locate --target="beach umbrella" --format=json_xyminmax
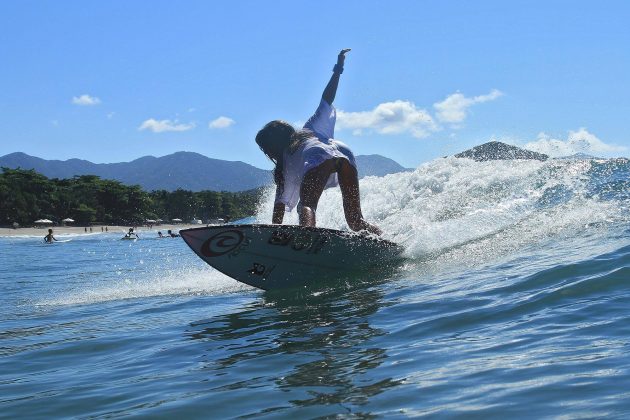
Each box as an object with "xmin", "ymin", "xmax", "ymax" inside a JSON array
[
  {"xmin": 62, "ymin": 218, "xmax": 75, "ymax": 223},
  {"xmin": 34, "ymin": 219, "xmax": 53, "ymax": 224},
  {"xmin": 172, "ymin": 218, "xmax": 182, "ymax": 222},
  {"xmin": 146, "ymin": 219, "xmax": 157, "ymax": 223}
]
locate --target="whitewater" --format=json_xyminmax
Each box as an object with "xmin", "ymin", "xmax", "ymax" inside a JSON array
[{"xmin": 1, "ymin": 156, "xmax": 629, "ymax": 417}]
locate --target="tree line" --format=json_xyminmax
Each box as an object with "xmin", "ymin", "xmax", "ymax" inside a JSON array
[{"xmin": 0, "ymin": 168, "xmax": 263, "ymax": 226}]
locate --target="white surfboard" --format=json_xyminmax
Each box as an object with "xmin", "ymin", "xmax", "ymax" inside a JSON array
[{"xmin": 180, "ymin": 224, "xmax": 404, "ymax": 291}]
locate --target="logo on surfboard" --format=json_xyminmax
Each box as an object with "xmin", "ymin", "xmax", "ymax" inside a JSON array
[{"xmin": 200, "ymin": 229, "xmax": 245, "ymax": 257}]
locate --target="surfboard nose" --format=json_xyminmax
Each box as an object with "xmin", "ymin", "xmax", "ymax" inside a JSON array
[{"xmin": 179, "ymin": 227, "xmax": 204, "ymax": 250}]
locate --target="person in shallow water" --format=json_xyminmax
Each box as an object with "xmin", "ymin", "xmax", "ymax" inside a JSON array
[
  {"xmin": 255, "ymin": 49, "xmax": 381, "ymax": 235},
  {"xmin": 44, "ymin": 228, "xmax": 57, "ymax": 243}
]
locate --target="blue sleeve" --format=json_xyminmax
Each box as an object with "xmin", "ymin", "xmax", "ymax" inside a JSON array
[{"xmin": 303, "ymin": 99, "xmax": 336, "ymax": 141}]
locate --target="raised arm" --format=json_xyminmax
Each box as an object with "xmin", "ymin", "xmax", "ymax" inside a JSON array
[{"xmin": 322, "ymin": 49, "xmax": 351, "ymax": 106}]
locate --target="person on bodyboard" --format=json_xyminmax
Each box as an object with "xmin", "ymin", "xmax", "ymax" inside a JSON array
[
  {"xmin": 255, "ymin": 49, "xmax": 381, "ymax": 235},
  {"xmin": 123, "ymin": 227, "xmax": 139, "ymax": 239}
]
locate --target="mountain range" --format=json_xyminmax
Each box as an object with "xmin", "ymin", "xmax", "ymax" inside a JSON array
[
  {"xmin": 0, "ymin": 142, "xmax": 568, "ymax": 192},
  {"xmin": 0, "ymin": 151, "xmax": 410, "ymax": 192}
]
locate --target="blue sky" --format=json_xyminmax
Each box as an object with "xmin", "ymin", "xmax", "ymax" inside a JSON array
[{"xmin": 1, "ymin": 1, "xmax": 629, "ymax": 169}]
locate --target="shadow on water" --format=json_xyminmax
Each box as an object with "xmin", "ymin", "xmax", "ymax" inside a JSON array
[{"xmin": 186, "ymin": 278, "xmax": 404, "ymax": 412}]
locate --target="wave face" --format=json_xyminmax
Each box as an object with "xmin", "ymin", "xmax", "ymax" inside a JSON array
[{"xmin": 2, "ymin": 157, "xmax": 630, "ymax": 417}]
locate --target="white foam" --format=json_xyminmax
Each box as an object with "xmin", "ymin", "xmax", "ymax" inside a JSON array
[
  {"xmin": 37, "ymin": 267, "xmax": 252, "ymax": 307},
  {"xmin": 256, "ymin": 157, "xmax": 624, "ymax": 262}
]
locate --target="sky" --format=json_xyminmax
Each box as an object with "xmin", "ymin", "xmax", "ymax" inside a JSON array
[{"xmin": 1, "ymin": 1, "xmax": 629, "ymax": 170}]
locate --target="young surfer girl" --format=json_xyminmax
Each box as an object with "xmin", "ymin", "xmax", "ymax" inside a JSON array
[{"xmin": 255, "ymin": 49, "xmax": 381, "ymax": 235}]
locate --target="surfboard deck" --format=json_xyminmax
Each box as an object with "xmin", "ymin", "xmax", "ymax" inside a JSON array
[{"xmin": 180, "ymin": 224, "xmax": 404, "ymax": 291}]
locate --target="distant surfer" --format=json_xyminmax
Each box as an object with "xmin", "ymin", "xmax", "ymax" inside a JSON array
[
  {"xmin": 123, "ymin": 227, "xmax": 139, "ymax": 239},
  {"xmin": 44, "ymin": 228, "xmax": 57, "ymax": 243},
  {"xmin": 255, "ymin": 49, "xmax": 381, "ymax": 235}
]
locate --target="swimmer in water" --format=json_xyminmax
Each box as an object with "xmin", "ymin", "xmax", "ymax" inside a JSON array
[{"xmin": 44, "ymin": 228, "xmax": 57, "ymax": 243}]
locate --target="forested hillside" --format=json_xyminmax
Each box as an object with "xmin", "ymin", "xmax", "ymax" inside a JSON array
[{"xmin": 0, "ymin": 168, "xmax": 261, "ymax": 226}]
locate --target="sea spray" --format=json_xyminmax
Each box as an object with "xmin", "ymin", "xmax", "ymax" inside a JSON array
[
  {"xmin": 256, "ymin": 157, "xmax": 628, "ymax": 264},
  {"xmin": 32, "ymin": 234, "xmax": 251, "ymax": 308},
  {"xmin": 37, "ymin": 267, "xmax": 250, "ymax": 307}
]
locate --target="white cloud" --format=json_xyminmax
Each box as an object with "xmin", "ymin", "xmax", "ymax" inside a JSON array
[
  {"xmin": 335, "ymin": 90, "xmax": 502, "ymax": 139},
  {"xmin": 523, "ymin": 128, "xmax": 627, "ymax": 157},
  {"xmin": 434, "ymin": 89, "xmax": 503, "ymax": 124},
  {"xmin": 72, "ymin": 94, "xmax": 101, "ymax": 106},
  {"xmin": 138, "ymin": 118, "xmax": 195, "ymax": 133},
  {"xmin": 337, "ymin": 100, "xmax": 438, "ymax": 139},
  {"xmin": 209, "ymin": 116, "xmax": 235, "ymax": 129}
]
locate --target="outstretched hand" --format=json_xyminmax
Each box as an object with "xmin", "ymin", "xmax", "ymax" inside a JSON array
[{"xmin": 337, "ymin": 48, "xmax": 351, "ymax": 66}]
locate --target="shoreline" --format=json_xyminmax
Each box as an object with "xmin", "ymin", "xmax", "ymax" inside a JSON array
[{"xmin": 0, "ymin": 224, "xmax": 203, "ymax": 238}]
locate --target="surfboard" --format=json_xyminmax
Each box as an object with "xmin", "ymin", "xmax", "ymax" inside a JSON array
[{"xmin": 180, "ymin": 224, "xmax": 404, "ymax": 291}]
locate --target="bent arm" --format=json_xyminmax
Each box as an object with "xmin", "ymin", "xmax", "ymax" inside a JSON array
[{"xmin": 322, "ymin": 49, "xmax": 350, "ymax": 105}]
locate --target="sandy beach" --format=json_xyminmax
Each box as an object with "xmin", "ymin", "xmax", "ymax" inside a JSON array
[{"xmin": 0, "ymin": 224, "xmax": 203, "ymax": 237}]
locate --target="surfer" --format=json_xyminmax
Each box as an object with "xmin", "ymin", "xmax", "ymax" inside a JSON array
[
  {"xmin": 124, "ymin": 227, "xmax": 139, "ymax": 239},
  {"xmin": 44, "ymin": 228, "xmax": 57, "ymax": 243},
  {"xmin": 255, "ymin": 49, "xmax": 381, "ymax": 235}
]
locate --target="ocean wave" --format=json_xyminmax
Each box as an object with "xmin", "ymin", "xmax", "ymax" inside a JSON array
[{"xmin": 256, "ymin": 157, "xmax": 630, "ymax": 263}]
